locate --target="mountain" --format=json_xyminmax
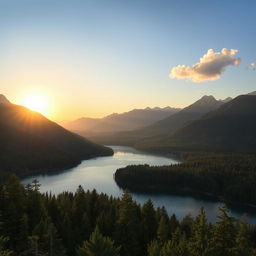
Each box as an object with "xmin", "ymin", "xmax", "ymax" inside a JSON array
[
  {"xmin": 90, "ymin": 95, "xmax": 229, "ymax": 146},
  {"xmin": 137, "ymin": 95, "xmax": 256, "ymax": 153},
  {"xmin": 63, "ymin": 106, "xmax": 180, "ymax": 134},
  {"xmin": 0, "ymin": 94, "xmax": 11, "ymax": 104},
  {"xmin": 140, "ymin": 95, "xmax": 229, "ymax": 136},
  {"xmin": 63, "ymin": 117, "xmax": 100, "ymax": 133},
  {"xmin": 0, "ymin": 102, "xmax": 113, "ymax": 179},
  {"xmin": 220, "ymin": 97, "xmax": 233, "ymax": 103}
]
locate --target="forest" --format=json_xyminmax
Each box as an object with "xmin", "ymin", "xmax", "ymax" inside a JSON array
[
  {"xmin": 115, "ymin": 153, "xmax": 256, "ymax": 206},
  {"xmin": 1, "ymin": 175, "xmax": 256, "ymax": 256}
]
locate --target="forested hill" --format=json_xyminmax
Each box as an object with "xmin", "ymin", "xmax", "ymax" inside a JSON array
[
  {"xmin": 136, "ymin": 95, "xmax": 256, "ymax": 153},
  {"xmin": 0, "ymin": 102, "xmax": 113, "ymax": 179},
  {"xmin": 1, "ymin": 176, "xmax": 256, "ymax": 256},
  {"xmin": 115, "ymin": 153, "xmax": 256, "ymax": 206}
]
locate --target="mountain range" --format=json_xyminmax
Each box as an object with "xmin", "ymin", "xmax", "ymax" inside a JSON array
[
  {"xmin": 88, "ymin": 92, "xmax": 256, "ymax": 154},
  {"xmin": 142, "ymin": 94, "xmax": 256, "ymax": 153},
  {"xmin": 0, "ymin": 96, "xmax": 113, "ymax": 179},
  {"xmin": 2, "ymin": 90, "xmax": 255, "ymax": 180},
  {"xmin": 62, "ymin": 106, "xmax": 180, "ymax": 134},
  {"xmin": 89, "ymin": 95, "xmax": 232, "ymax": 146}
]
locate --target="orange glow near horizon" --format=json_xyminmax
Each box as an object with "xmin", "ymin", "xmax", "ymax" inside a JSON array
[{"xmin": 21, "ymin": 94, "xmax": 50, "ymax": 116}]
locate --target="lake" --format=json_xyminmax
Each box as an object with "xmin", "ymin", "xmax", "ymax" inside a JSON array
[{"xmin": 22, "ymin": 145, "xmax": 256, "ymax": 223}]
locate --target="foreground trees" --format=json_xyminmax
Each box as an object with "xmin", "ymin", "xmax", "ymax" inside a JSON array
[
  {"xmin": 77, "ymin": 226, "xmax": 120, "ymax": 256},
  {"xmin": 0, "ymin": 175, "xmax": 256, "ymax": 256}
]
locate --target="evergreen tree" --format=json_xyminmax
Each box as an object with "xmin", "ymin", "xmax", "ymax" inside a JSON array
[
  {"xmin": 96, "ymin": 210, "xmax": 114, "ymax": 237},
  {"xmin": 26, "ymin": 182, "xmax": 46, "ymax": 230},
  {"xmin": 189, "ymin": 208, "xmax": 210, "ymax": 256},
  {"xmin": 17, "ymin": 214, "xmax": 29, "ymax": 252},
  {"xmin": 141, "ymin": 200, "xmax": 157, "ymax": 245},
  {"xmin": 180, "ymin": 214, "xmax": 193, "ymax": 238},
  {"xmin": 234, "ymin": 219, "xmax": 251, "ymax": 256},
  {"xmin": 157, "ymin": 215, "xmax": 169, "ymax": 243},
  {"xmin": 31, "ymin": 179, "xmax": 41, "ymax": 192},
  {"xmin": 211, "ymin": 205, "xmax": 236, "ymax": 256},
  {"xmin": 147, "ymin": 240, "xmax": 161, "ymax": 256},
  {"xmin": 3, "ymin": 175, "xmax": 26, "ymax": 252},
  {"xmin": 33, "ymin": 216, "xmax": 66, "ymax": 256},
  {"xmin": 169, "ymin": 214, "xmax": 179, "ymax": 236},
  {"xmin": 61, "ymin": 212, "xmax": 76, "ymax": 256},
  {"xmin": 77, "ymin": 226, "xmax": 120, "ymax": 256},
  {"xmin": 1, "ymin": 177, "xmax": 256, "ymax": 256},
  {"xmin": 115, "ymin": 191, "xmax": 141, "ymax": 256},
  {"xmin": 72, "ymin": 186, "xmax": 90, "ymax": 244},
  {"xmin": 160, "ymin": 228, "xmax": 188, "ymax": 256},
  {"xmin": 0, "ymin": 236, "xmax": 12, "ymax": 256}
]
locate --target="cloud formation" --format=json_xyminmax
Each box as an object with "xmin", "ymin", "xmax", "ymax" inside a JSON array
[
  {"xmin": 248, "ymin": 63, "xmax": 256, "ymax": 70},
  {"xmin": 170, "ymin": 48, "xmax": 241, "ymax": 82}
]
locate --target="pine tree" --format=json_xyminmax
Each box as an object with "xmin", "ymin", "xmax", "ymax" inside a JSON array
[
  {"xmin": 73, "ymin": 186, "xmax": 90, "ymax": 244},
  {"xmin": 147, "ymin": 240, "xmax": 161, "ymax": 256},
  {"xmin": 169, "ymin": 214, "xmax": 179, "ymax": 236},
  {"xmin": 31, "ymin": 179, "xmax": 41, "ymax": 192},
  {"xmin": 211, "ymin": 205, "xmax": 236, "ymax": 256},
  {"xmin": 157, "ymin": 215, "xmax": 169, "ymax": 243},
  {"xmin": 141, "ymin": 200, "xmax": 157, "ymax": 245},
  {"xmin": 160, "ymin": 228, "xmax": 188, "ymax": 256},
  {"xmin": 26, "ymin": 182, "xmax": 46, "ymax": 230},
  {"xmin": 234, "ymin": 219, "xmax": 252, "ymax": 256},
  {"xmin": 96, "ymin": 210, "xmax": 113, "ymax": 237},
  {"xmin": 33, "ymin": 216, "xmax": 66, "ymax": 256},
  {"xmin": 0, "ymin": 236, "xmax": 12, "ymax": 256},
  {"xmin": 17, "ymin": 214, "xmax": 29, "ymax": 252},
  {"xmin": 3, "ymin": 175, "xmax": 26, "ymax": 252},
  {"xmin": 180, "ymin": 214, "xmax": 193, "ymax": 238},
  {"xmin": 189, "ymin": 208, "xmax": 210, "ymax": 256},
  {"xmin": 115, "ymin": 190, "xmax": 141, "ymax": 256},
  {"xmin": 77, "ymin": 226, "xmax": 120, "ymax": 256}
]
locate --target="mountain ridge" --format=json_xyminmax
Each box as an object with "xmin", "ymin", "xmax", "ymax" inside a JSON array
[
  {"xmin": 63, "ymin": 106, "xmax": 181, "ymax": 134},
  {"xmin": 0, "ymin": 94, "xmax": 11, "ymax": 104},
  {"xmin": 89, "ymin": 95, "xmax": 231, "ymax": 146},
  {"xmin": 0, "ymin": 101, "xmax": 113, "ymax": 179},
  {"xmin": 136, "ymin": 95, "xmax": 256, "ymax": 153}
]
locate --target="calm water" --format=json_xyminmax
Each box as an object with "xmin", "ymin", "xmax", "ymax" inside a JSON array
[{"xmin": 22, "ymin": 146, "xmax": 256, "ymax": 223}]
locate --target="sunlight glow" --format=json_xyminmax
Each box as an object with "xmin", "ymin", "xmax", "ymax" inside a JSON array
[{"xmin": 22, "ymin": 94, "xmax": 49, "ymax": 115}]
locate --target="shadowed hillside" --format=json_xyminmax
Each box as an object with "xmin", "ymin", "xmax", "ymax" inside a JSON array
[
  {"xmin": 0, "ymin": 100, "xmax": 113, "ymax": 179},
  {"xmin": 137, "ymin": 95, "xmax": 256, "ymax": 153},
  {"xmin": 90, "ymin": 95, "xmax": 229, "ymax": 146}
]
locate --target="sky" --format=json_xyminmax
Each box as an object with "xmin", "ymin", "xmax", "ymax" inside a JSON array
[{"xmin": 0, "ymin": 0, "xmax": 255, "ymax": 121}]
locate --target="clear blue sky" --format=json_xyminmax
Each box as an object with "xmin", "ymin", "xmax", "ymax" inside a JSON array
[{"xmin": 0, "ymin": 0, "xmax": 255, "ymax": 120}]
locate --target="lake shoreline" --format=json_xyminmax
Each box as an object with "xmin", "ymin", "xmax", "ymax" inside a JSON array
[
  {"xmin": 16, "ymin": 150, "xmax": 114, "ymax": 181},
  {"xmin": 21, "ymin": 145, "xmax": 256, "ymax": 224},
  {"xmin": 114, "ymin": 182, "xmax": 256, "ymax": 212}
]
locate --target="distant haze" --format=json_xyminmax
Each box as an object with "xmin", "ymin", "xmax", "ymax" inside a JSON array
[{"xmin": 62, "ymin": 106, "xmax": 180, "ymax": 134}]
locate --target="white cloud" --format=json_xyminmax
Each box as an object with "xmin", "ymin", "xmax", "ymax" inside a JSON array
[
  {"xmin": 248, "ymin": 63, "xmax": 256, "ymax": 70},
  {"xmin": 170, "ymin": 48, "xmax": 241, "ymax": 82}
]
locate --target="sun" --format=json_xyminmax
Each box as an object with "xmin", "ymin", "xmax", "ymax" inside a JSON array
[{"xmin": 22, "ymin": 94, "xmax": 49, "ymax": 115}]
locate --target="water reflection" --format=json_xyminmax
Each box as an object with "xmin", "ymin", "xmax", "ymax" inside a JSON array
[{"xmin": 22, "ymin": 146, "xmax": 256, "ymax": 223}]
